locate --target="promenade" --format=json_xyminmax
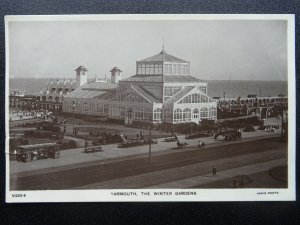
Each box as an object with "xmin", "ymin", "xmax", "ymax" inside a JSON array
[{"xmin": 9, "ymin": 129, "xmax": 281, "ymax": 175}]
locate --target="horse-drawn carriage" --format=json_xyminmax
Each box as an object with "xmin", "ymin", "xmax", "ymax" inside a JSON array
[
  {"xmin": 176, "ymin": 141, "xmax": 189, "ymax": 149},
  {"xmin": 164, "ymin": 135, "xmax": 178, "ymax": 142}
]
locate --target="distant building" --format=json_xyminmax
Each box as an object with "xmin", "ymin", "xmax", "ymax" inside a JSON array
[
  {"xmin": 39, "ymin": 66, "xmax": 88, "ymax": 111},
  {"xmin": 63, "ymin": 50, "xmax": 217, "ymax": 124}
]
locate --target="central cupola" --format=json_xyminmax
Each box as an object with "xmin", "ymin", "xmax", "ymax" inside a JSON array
[{"xmin": 136, "ymin": 50, "xmax": 190, "ymax": 76}]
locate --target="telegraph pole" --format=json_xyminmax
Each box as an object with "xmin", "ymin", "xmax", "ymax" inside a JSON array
[
  {"xmin": 72, "ymin": 102, "xmax": 75, "ymax": 136},
  {"xmin": 148, "ymin": 106, "xmax": 153, "ymax": 164}
]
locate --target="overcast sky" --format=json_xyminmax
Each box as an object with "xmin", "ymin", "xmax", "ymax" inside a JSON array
[{"xmin": 8, "ymin": 17, "xmax": 288, "ymax": 80}]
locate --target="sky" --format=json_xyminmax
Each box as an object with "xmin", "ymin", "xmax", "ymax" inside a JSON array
[{"xmin": 8, "ymin": 16, "xmax": 288, "ymax": 81}]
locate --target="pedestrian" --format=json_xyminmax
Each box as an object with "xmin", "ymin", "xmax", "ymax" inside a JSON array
[
  {"xmin": 233, "ymin": 178, "xmax": 237, "ymax": 188},
  {"xmin": 136, "ymin": 131, "xmax": 140, "ymax": 142},
  {"xmin": 198, "ymin": 140, "xmax": 202, "ymax": 149},
  {"xmin": 85, "ymin": 140, "xmax": 88, "ymax": 148},
  {"xmin": 140, "ymin": 130, "xmax": 144, "ymax": 140},
  {"xmin": 212, "ymin": 166, "xmax": 217, "ymax": 177}
]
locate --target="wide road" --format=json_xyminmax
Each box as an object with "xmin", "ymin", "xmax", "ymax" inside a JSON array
[{"xmin": 10, "ymin": 137, "xmax": 287, "ymax": 190}]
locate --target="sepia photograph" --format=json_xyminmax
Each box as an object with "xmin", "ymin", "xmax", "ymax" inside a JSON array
[{"xmin": 5, "ymin": 14, "xmax": 295, "ymax": 202}]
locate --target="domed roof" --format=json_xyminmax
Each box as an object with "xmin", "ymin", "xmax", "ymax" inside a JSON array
[
  {"xmin": 110, "ymin": 67, "xmax": 123, "ymax": 72},
  {"xmin": 75, "ymin": 66, "xmax": 88, "ymax": 72},
  {"xmin": 138, "ymin": 50, "xmax": 188, "ymax": 63}
]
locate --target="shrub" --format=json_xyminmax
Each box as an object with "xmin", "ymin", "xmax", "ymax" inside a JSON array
[
  {"xmin": 106, "ymin": 118, "xmax": 125, "ymax": 125},
  {"xmin": 68, "ymin": 140, "xmax": 77, "ymax": 148}
]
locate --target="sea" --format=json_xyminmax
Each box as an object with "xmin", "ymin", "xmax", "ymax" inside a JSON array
[{"xmin": 9, "ymin": 78, "xmax": 288, "ymax": 98}]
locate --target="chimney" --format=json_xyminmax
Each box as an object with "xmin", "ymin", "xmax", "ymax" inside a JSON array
[
  {"xmin": 110, "ymin": 67, "xmax": 122, "ymax": 84},
  {"xmin": 75, "ymin": 66, "xmax": 88, "ymax": 88}
]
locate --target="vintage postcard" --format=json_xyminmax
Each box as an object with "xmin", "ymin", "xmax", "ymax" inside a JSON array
[{"xmin": 5, "ymin": 14, "xmax": 295, "ymax": 202}]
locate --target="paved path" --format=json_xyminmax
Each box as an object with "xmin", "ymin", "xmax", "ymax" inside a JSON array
[
  {"xmin": 148, "ymin": 159, "xmax": 286, "ymax": 188},
  {"xmin": 74, "ymin": 149, "xmax": 286, "ymax": 189},
  {"xmin": 9, "ymin": 131, "xmax": 281, "ymax": 174}
]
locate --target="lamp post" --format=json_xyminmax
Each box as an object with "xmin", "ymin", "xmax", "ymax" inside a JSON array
[
  {"xmin": 148, "ymin": 106, "xmax": 153, "ymax": 164},
  {"xmin": 72, "ymin": 102, "xmax": 75, "ymax": 136}
]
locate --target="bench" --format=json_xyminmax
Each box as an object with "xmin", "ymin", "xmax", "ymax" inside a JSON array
[{"xmin": 84, "ymin": 146, "xmax": 103, "ymax": 153}]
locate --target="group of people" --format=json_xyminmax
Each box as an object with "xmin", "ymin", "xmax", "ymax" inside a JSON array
[
  {"xmin": 136, "ymin": 130, "xmax": 145, "ymax": 142},
  {"xmin": 10, "ymin": 109, "xmax": 46, "ymax": 121}
]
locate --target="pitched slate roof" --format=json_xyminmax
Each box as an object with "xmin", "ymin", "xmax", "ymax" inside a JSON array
[
  {"xmin": 138, "ymin": 50, "xmax": 188, "ymax": 63},
  {"xmin": 121, "ymin": 75, "xmax": 163, "ymax": 83},
  {"xmin": 122, "ymin": 74, "xmax": 203, "ymax": 83},
  {"xmin": 164, "ymin": 86, "xmax": 195, "ymax": 106},
  {"xmin": 131, "ymin": 85, "xmax": 161, "ymax": 103},
  {"xmin": 163, "ymin": 75, "xmax": 203, "ymax": 83},
  {"xmin": 65, "ymin": 82, "xmax": 117, "ymax": 99},
  {"xmin": 97, "ymin": 89, "xmax": 117, "ymax": 100},
  {"xmin": 80, "ymin": 82, "xmax": 117, "ymax": 90}
]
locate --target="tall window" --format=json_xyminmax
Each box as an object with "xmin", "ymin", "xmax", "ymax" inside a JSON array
[
  {"xmin": 200, "ymin": 107, "xmax": 208, "ymax": 118},
  {"xmin": 119, "ymin": 106, "xmax": 125, "ymax": 118},
  {"xmin": 90, "ymin": 103, "xmax": 95, "ymax": 112},
  {"xmin": 192, "ymin": 108, "xmax": 199, "ymax": 120},
  {"xmin": 97, "ymin": 104, "xmax": 103, "ymax": 113},
  {"xmin": 183, "ymin": 108, "xmax": 191, "ymax": 121},
  {"xmin": 174, "ymin": 108, "xmax": 182, "ymax": 122},
  {"xmin": 210, "ymin": 107, "xmax": 217, "ymax": 118},
  {"xmin": 134, "ymin": 108, "xmax": 145, "ymax": 121},
  {"xmin": 154, "ymin": 108, "xmax": 162, "ymax": 122},
  {"xmin": 138, "ymin": 63, "xmax": 145, "ymax": 74},
  {"xmin": 199, "ymin": 86, "xmax": 207, "ymax": 94},
  {"xmin": 126, "ymin": 93, "xmax": 135, "ymax": 102},
  {"xmin": 104, "ymin": 104, "xmax": 109, "ymax": 115}
]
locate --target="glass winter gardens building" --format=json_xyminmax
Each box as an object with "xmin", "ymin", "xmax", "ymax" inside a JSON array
[{"xmin": 63, "ymin": 50, "xmax": 217, "ymax": 124}]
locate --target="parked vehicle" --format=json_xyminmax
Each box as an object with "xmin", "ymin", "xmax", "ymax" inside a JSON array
[
  {"xmin": 118, "ymin": 139, "xmax": 157, "ymax": 148},
  {"xmin": 15, "ymin": 143, "xmax": 60, "ymax": 162},
  {"xmin": 214, "ymin": 130, "xmax": 242, "ymax": 141},
  {"xmin": 243, "ymin": 126, "xmax": 255, "ymax": 132},
  {"xmin": 164, "ymin": 135, "xmax": 178, "ymax": 142}
]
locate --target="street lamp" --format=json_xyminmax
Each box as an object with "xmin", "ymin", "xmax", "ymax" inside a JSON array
[
  {"xmin": 72, "ymin": 102, "xmax": 75, "ymax": 136},
  {"xmin": 148, "ymin": 106, "xmax": 153, "ymax": 164}
]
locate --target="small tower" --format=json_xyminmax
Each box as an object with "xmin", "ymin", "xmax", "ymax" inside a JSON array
[
  {"xmin": 110, "ymin": 67, "xmax": 122, "ymax": 84},
  {"xmin": 75, "ymin": 66, "xmax": 88, "ymax": 88}
]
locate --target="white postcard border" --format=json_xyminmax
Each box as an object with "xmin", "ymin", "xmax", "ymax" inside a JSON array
[{"xmin": 5, "ymin": 14, "xmax": 296, "ymax": 202}]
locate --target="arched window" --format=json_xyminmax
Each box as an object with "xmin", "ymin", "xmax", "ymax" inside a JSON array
[
  {"xmin": 42, "ymin": 96, "xmax": 46, "ymax": 101},
  {"xmin": 154, "ymin": 108, "xmax": 162, "ymax": 122},
  {"xmin": 55, "ymin": 96, "xmax": 60, "ymax": 103},
  {"xmin": 200, "ymin": 107, "xmax": 208, "ymax": 118},
  {"xmin": 48, "ymin": 96, "xmax": 53, "ymax": 101},
  {"xmin": 126, "ymin": 93, "xmax": 135, "ymax": 102},
  {"xmin": 192, "ymin": 108, "xmax": 199, "ymax": 120},
  {"xmin": 183, "ymin": 108, "xmax": 191, "ymax": 121},
  {"xmin": 174, "ymin": 108, "xmax": 182, "ymax": 122}
]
